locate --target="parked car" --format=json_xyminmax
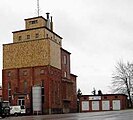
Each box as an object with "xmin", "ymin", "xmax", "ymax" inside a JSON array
[
  {"xmin": 10, "ymin": 105, "xmax": 26, "ymax": 116},
  {"xmin": 0, "ymin": 101, "xmax": 10, "ymax": 118}
]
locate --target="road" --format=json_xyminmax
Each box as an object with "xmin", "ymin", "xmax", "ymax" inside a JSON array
[{"xmin": 1, "ymin": 109, "xmax": 133, "ymax": 120}]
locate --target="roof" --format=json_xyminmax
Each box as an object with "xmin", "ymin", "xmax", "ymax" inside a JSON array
[
  {"xmin": 81, "ymin": 94, "xmax": 128, "ymax": 97},
  {"xmin": 24, "ymin": 16, "xmax": 47, "ymax": 21},
  {"xmin": 61, "ymin": 48, "xmax": 71, "ymax": 54},
  {"xmin": 70, "ymin": 73, "xmax": 78, "ymax": 77},
  {"xmin": 12, "ymin": 26, "xmax": 63, "ymax": 39}
]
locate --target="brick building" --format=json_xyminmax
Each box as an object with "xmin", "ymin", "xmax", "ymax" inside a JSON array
[
  {"xmin": 80, "ymin": 94, "xmax": 127, "ymax": 112},
  {"xmin": 2, "ymin": 14, "xmax": 77, "ymax": 114},
  {"xmin": 0, "ymin": 87, "xmax": 2, "ymax": 101}
]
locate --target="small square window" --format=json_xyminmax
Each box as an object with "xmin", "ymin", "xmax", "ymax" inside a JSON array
[
  {"xmin": 35, "ymin": 33, "xmax": 39, "ymax": 38},
  {"xmin": 18, "ymin": 36, "xmax": 22, "ymax": 41},
  {"xmin": 7, "ymin": 71, "xmax": 11, "ymax": 77},
  {"xmin": 104, "ymin": 96, "xmax": 107, "ymax": 99},
  {"xmin": 40, "ymin": 69, "xmax": 45, "ymax": 74},
  {"xmin": 27, "ymin": 35, "xmax": 30, "ymax": 39},
  {"xmin": 29, "ymin": 20, "xmax": 38, "ymax": 24},
  {"xmin": 115, "ymin": 96, "xmax": 118, "ymax": 99},
  {"xmin": 23, "ymin": 71, "xmax": 27, "ymax": 76}
]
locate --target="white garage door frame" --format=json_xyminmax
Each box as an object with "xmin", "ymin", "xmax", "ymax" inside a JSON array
[
  {"xmin": 81, "ymin": 101, "xmax": 89, "ymax": 111},
  {"xmin": 92, "ymin": 101, "xmax": 99, "ymax": 111},
  {"xmin": 102, "ymin": 100, "xmax": 110, "ymax": 110},
  {"xmin": 112, "ymin": 100, "xmax": 121, "ymax": 110}
]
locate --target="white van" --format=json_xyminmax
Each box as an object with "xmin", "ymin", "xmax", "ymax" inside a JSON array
[
  {"xmin": 20, "ymin": 105, "xmax": 26, "ymax": 114},
  {"xmin": 10, "ymin": 105, "xmax": 26, "ymax": 116}
]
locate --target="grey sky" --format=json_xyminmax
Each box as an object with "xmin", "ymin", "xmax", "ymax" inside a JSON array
[{"xmin": 0, "ymin": 0, "xmax": 133, "ymax": 94}]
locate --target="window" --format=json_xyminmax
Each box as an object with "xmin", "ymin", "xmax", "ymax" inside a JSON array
[
  {"xmin": 8, "ymin": 90, "xmax": 11, "ymax": 96},
  {"xmin": 41, "ymin": 80, "xmax": 44, "ymax": 87},
  {"xmin": 24, "ymin": 80, "xmax": 27, "ymax": 93},
  {"xmin": 42, "ymin": 96, "xmax": 44, "ymax": 103},
  {"xmin": 104, "ymin": 96, "xmax": 107, "ymax": 99},
  {"xmin": 35, "ymin": 33, "xmax": 39, "ymax": 38},
  {"xmin": 8, "ymin": 82, "xmax": 11, "ymax": 89},
  {"xmin": 18, "ymin": 36, "xmax": 22, "ymax": 41},
  {"xmin": 46, "ymin": 34, "xmax": 48, "ymax": 38},
  {"xmin": 115, "ymin": 96, "xmax": 118, "ymax": 99},
  {"xmin": 64, "ymin": 72, "xmax": 67, "ymax": 78},
  {"xmin": 8, "ymin": 82, "xmax": 11, "ymax": 99},
  {"xmin": 23, "ymin": 70, "xmax": 27, "ymax": 76},
  {"xmin": 18, "ymin": 97, "xmax": 25, "ymax": 106},
  {"xmin": 40, "ymin": 69, "xmax": 45, "ymax": 75},
  {"xmin": 84, "ymin": 97, "xmax": 87, "ymax": 100},
  {"xmin": 63, "ymin": 55, "xmax": 67, "ymax": 64},
  {"xmin": 42, "ymin": 87, "xmax": 44, "ymax": 95},
  {"xmin": 27, "ymin": 35, "xmax": 30, "ymax": 39},
  {"xmin": 9, "ymin": 96, "xmax": 12, "ymax": 103},
  {"xmin": 7, "ymin": 71, "xmax": 11, "ymax": 77},
  {"xmin": 29, "ymin": 20, "xmax": 38, "ymax": 24}
]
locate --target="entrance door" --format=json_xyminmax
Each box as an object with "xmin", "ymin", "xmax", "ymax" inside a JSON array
[
  {"xmin": 63, "ymin": 102, "xmax": 70, "ymax": 113},
  {"xmin": 112, "ymin": 100, "xmax": 120, "ymax": 110},
  {"xmin": 18, "ymin": 97, "xmax": 25, "ymax": 106},
  {"xmin": 92, "ymin": 101, "xmax": 99, "ymax": 111}
]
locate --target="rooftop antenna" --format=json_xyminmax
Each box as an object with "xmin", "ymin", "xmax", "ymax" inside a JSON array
[{"xmin": 37, "ymin": 0, "xmax": 40, "ymax": 16}]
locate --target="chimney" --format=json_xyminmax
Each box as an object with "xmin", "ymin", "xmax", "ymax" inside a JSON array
[
  {"xmin": 46, "ymin": 13, "xmax": 50, "ymax": 29},
  {"xmin": 46, "ymin": 13, "xmax": 50, "ymax": 19},
  {"xmin": 50, "ymin": 16, "xmax": 53, "ymax": 31}
]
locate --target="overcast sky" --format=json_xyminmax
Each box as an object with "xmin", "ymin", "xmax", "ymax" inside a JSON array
[{"xmin": 1, "ymin": 0, "xmax": 133, "ymax": 94}]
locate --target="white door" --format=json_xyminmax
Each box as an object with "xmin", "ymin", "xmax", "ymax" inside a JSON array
[
  {"xmin": 92, "ymin": 101, "xmax": 99, "ymax": 110},
  {"xmin": 113, "ymin": 100, "xmax": 120, "ymax": 110},
  {"xmin": 81, "ymin": 101, "xmax": 89, "ymax": 111},
  {"xmin": 102, "ymin": 101, "xmax": 110, "ymax": 110}
]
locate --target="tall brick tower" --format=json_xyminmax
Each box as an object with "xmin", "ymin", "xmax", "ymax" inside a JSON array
[{"xmin": 2, "ymin": 14, "xmax": 77, "ymax": 114}]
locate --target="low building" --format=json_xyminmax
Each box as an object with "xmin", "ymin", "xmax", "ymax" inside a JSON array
[{"xmin": 80, "ymin": 94, "xmax": 127, "ymax": 112}]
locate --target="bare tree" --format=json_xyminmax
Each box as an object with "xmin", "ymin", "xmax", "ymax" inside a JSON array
[
  {"xmin": 112, "ymin": 61, "xmax": 133, "ymax": 108},
  {"xmin": 77, "ymin": 88, "xmax": 82, "ymax": 112},
  {"xmin": 77, "ymin": 88, "xmax": 82, "ymax": 99},
  {"xmin": 91, "ymin": 88, "xmax": 96, "ymax": 95}
]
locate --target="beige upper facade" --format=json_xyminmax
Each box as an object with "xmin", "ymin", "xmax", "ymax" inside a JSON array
[{"xmin": 3, "ymin": 16, "xmax": 62, "ymax": 69}]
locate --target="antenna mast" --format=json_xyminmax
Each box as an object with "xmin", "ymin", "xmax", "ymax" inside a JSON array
[{"xmin": 37, "ymin": 0, "xmax": 40, "ymax": 16}]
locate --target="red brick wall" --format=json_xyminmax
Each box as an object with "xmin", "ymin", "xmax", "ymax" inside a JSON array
[
  {"xmin": 70, "ymin": 74, "xmax": 77, "ymax": 112},
  {"xmin": 2, "ymin": 65, "xmax": 77, "ymax": 114},
  {"xmin": 61, "ymin": 48, "xmax": 77, "ymax": 113},
  {"xmin": 61, "ymin": 48, "xmax": 71, "ymax": 79},
  {"xmin": 2, "ymin": 49, "xmax": 77, "ymax": 114}
]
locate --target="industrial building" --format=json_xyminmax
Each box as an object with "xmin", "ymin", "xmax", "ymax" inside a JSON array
[
  {"xmin": 2, "ymin": 14, "xmax": 77, "ymax": 114},
  {"xmin": 80, "ymin": 94, "xmax": 127, "ymax": 112}
]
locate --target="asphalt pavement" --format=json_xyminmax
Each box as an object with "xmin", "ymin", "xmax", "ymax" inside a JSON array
[{"xmin": 1, "ymin": 109, "xmax": 133, "ymax": 120}]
